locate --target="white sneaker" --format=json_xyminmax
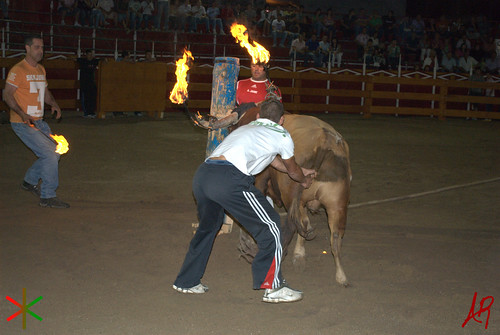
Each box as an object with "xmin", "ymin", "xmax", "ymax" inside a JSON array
[
  {"xmin": 172, "ymin": 283, "xmax": 209, "ymax": 294},
  {"xmin": 262, "ymin": 285, "xmax": 303, "ymax": 303}
]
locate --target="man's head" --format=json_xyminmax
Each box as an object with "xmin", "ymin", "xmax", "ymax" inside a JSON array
[
  {"xmin": 24, "ymin": 35, "xmax": 44, "ymax": 64},
  {"xmin": 259, "ymin": 98, "xmax": 284, "ymax": 124},
  {"xmin": 85, "ymin": 49, "xmax": 94, "ymax": 60},
  {"xmin": 250, "ymin": 62, "xmax": 267, "ymax": 81}
]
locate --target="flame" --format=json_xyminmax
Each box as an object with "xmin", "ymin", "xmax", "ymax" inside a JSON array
[
  {"xmin": 169, "ymin": 49, "xmax": 194, "ymax": 104},
  {"xmin": 230, "ymin": 23, "xmax": 270, "ymax": 64},
  {"xmin": 50, "ymin": 134, "xmax": 69, "ymax": 154}
]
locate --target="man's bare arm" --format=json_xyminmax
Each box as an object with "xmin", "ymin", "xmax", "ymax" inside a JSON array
[
  {"xmin": 45, "ymin": 89, "xmax": 62, "ymax": 119},
  {"xmin": 271, "ymin": 156, "xmax": 316, "ymax": 188},
  {"xmin": 3, "ymin": 84, "xmax": 35, "ymax": 124}
]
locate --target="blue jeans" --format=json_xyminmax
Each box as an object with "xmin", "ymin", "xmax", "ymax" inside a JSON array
[
  {"xmin": 155, "ymin": 1, "xmax": 169, "ymax": 30},
  {"xmin": 11, "ymin": 120, "xmax": 60, "ymax": 198},
  {"xmin": 272, "ymin": 31, "xmax": 287, "ymax": 46}
]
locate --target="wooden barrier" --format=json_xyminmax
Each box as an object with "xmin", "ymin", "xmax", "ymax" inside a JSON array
[{"xmin": 2, "ymin": 57, "xmax": 500, "ymax": 120}]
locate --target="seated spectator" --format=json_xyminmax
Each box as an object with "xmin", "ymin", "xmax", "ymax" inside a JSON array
[
  {"xmin": 456, "ymin": 34, "xmax": 471, "ymax": 50},
  {"xmin": 77, "ymin": 0, "xmax": 93, "ymax": 27},
  {"xmin": 484, "ymin": 52, "xmax": 499, "ymax": 74},
  {"xmin": 381, "ymin": 10, "xmax": 396, "ymax": 41},
  {"xmin": 397, "ymin": 16, "xmax": 412, "ymax": 43},
  {"xmin": 404, "ymin": 31, "xmax": 420, "ymax": 59},
  {"xmin": 271, "ymin": 14, "xmax": 288, "ymax": 47},
  {"xmin": 128, "ymin": 0, "xmax": 143, "ymax": 31},
  {"xmin": 422, "ymin": 49, "xmax": 438, "ymax": 71},
  {"xmin": 318, "ymin": 35, "xmax": 331, "ymax": 66},
  {"xmin": 441, "ymin": 51, "xmax": 458, "ymax": 72},
  {"xmin": 140, "ymin": 50, "xmax": 156, "ymax": 62},
  {"xmin": 94, "ymin": 0, "xmax": 117, "ymax": 27},
  {"xmin": 466, "ymin": 17, "xmax": 481, "ymax": 40},
  {"xmin": 419, "ymin": 33, "xmax": 431, "ymax": 61},
  {"xmin": 340, "ymin": 9, "xmax": 356, "ymax": 38},
  {"xmin": 294, "ymin": 5, "xmax": 309, "ymax": 36},
  {"xmin": 322, "ymin": 9, "xmax": 336, "ymax": 41},
  {"xmin": 189, "ymin": 0, "xmax": 209, "ymax": 33},
  {"xmin": 115, "ymin": 0, "xmax": 129, "ymax": 29},
  {"xmin": 435, "ymin": 15, "xmax": 450, "ymax": 37},
  {"xmin": 363, "ymin": 39, "xmax": 375, "ymax": 65},
  {"xmin": 257, "ymin": 5, "xmax": 272, "ymax": 37},
  {"xmin": 176, "ymin": 0, "xmax": 191, "ymax": 32},
  {"xmin": 220, "ymin": 3, "xmax": 235, "ymax": 32},
  {"xmin": 118, "ymin": 50, "xmax": 135, "ymax": 62},
  {"xmin": 371, "ymin": 31, "xmax": 380, "ymax": 48},
  {"xmin": 305, "ymin": 34, "xmax": 322, "ymax": 67},
  {"xmin": 411, "ymin": 14, "xmax": 425, "ymax": 37},
  {"xmin": 355, "ymin": 8, "xmax": 369, "ymax": 35},
  {"xmin": 59, "ymin": 0, "xmax": 80, "ymax": 26},
  {"xmin": 386, "ymin": 39, "xmax": 401, "ymax": 69},
  {"xmin": 368, "ymin": 10, "xmax": 382, "ymax": 35},
  {"xmin": 373, "ymin": 44, "xmax": 386, "ymax": 69},
  {"xmin": 289, "ymin": 32, "xmax": 312, "ymax": 66},
  {"xmin": 458, "ymin": 50, "xmax": 478, "ymax": 73},
  {"xmin": 470, "ymin": 43, "xmax": 484, "ymax": 64},
  {"xmin": 313, "ymin": 8, "xmax": 326, "ymax": 37},
  {"xmin": 330, "ymin": 38, "xmax": 343, "ymax": 68},
  {"xmin": 0, "ymin": 0, "xmax": 8, "ymax": 19},
  {"xmin": 207, "ymin": 1, "xmax": 225, "ymax": 35},
  {"xmin": 141, "ymin": 0, "xmax": 154, "ymax": 30},
  {"xmin": 355, "ymin": 27, "xmax": 369, "ymax": 59},
  {"xmin": 242, "ymin": 3, "xmax": 257, "ymax": 29}
]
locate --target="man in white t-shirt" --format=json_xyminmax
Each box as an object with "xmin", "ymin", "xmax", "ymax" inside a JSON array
[
  {"xmin": 271, "ymin": 14, "xmax": 288, "ymax": 47},
  {"xmin": 173, "ymin": 99, "xmax": 316, "ymax": 303}
]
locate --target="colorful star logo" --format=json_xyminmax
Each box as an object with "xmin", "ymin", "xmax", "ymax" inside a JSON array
[{"xmin": 5, "ymin": 288, "xmax": 43, "ymax": 329}]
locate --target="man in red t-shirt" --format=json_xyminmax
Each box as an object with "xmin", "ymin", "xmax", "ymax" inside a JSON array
[{"xmin": 209, "ymin": 62, "xmax": 281, "ymax": 129}]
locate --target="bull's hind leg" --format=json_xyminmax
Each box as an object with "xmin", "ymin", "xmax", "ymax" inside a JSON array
[
  {"xmin": 291, "ymin": 205, "xmax": 313, "ymax": 271},
  {"xmin": 326, "ymin": 205, "xmax": 349, "ymax": 287}
]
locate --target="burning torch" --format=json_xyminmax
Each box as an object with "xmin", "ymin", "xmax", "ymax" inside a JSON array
[{"xmin": 30, "ymin": 124, "xmax": 69, "ymax": 155}]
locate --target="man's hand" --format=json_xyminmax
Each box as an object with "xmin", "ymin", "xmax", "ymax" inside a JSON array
[
  {"xmin": 21, "ymin": 113, "xmax": 36, "ymax": 125},
  {"xmin": 300, "ymin": 174, "xmax": 314, "ymax": 189},
  {"xmin": 301, "ymin": 167, "xmax": 317, "ymax": 179},
  {"xmin": 51, "ymin": 105, "xmax": 62, "ymax": 119}
]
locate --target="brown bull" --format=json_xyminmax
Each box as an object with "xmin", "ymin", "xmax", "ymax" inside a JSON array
[{"xmin": 234, "ymin": 107, "xmax": 351, "ymax": 286}]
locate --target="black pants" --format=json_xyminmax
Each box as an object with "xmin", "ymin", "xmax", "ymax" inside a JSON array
[
  {"xmin": 174, "ymin": 160, "xmax": 283, "ymax": 290},
  {"xmin": 81, "ymin": 83, "xmax": 97, "ymax": 116}
]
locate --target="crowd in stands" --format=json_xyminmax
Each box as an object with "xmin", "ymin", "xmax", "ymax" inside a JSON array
[{"xmin": 8, "ymin": 1, "xmax": 500, "ymax": 74}]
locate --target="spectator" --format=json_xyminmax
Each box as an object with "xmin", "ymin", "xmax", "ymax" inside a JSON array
[
  {"xmin": 59, "ymin": 0, "xmax": 80, "ymax": 26},
  {"xmin": 456, "ymin": 34, "xmax": 471, "ymax": 50},
  {"xmin": 340, "ymin": 8, "xmax": 356, "ymax": 38},
  {"xmin": 355, "ymin": 8, "xmax": 369, "ymax": 35},
  {"xmin": 373, "ymin": 44, "xmax": 386, "ymax": 69},
  {"xmin": 371, "ymin": 31, "xmax": 380, "ymax": 48},
  {"xmin": 484, "ymin": 52, "xmax": 499, "ymax": 74},
  {"xmin": 271, "ymin": 14, "xmax": 287, "ymax": 47},
  {"xmin": 419, "ymin": 33, "xmax": 431, "ymax": 61},
  {"xmin": 435, "ymin": 15, "xmax": 449, "ymax": 37},
  {"xmin": 128, "ymin": 0, "xmax": 142, "ymax": 31},
  {"xmin": 77, "ymin": 0, "xmax": 93, "ymax": 26},
  {"xmin": 242, "ymin": 3, "xmax": 257, "ymax": 28},
  {"xmin": 397, "ymin": 16, "xmax": 412, "ymax": 43},
  {"xmin": 411, "ymin": 14, "xmax": 425, "ymax": 37},
  {"xmin": 289, "ymin": 32, "xmax": 311, "ymax": 66},
  {"xmin": 118, "ymin": 50, "xmax": 134, "ymax": 62},
  {"xmin": 485, "ymin": 72, "xmax": 495, "ymax": 112},
  {"xmin": 404, "ymin": 31, "xmax": 420, "ymax": 59},
  {"xmin": 294, "ymin": 5, "xmax": 309, "ymax": 36},
  {"xmin": 220, "ymin": 2, "xmax": 235, "ymax": 31},
  {"xmin": 95, "ymin": 0, "xmax": 118, "ymax": 27},
  {"xmin": 468, "ymin": 67, "xmax": 484, "ymax": 111},
  {"xmin": 363, "ymin": 39, "xmax": 375, "ymax": 65},
  {"xmin": 207, "ymin": 1, "xmax": 224, "ymax": 35},
  {"xmin": 175, "ymin": 0, "xmax": 191, "ymax": 32},
  {"xmin": 0, "ymin": 0, "xmax": 8, "ymax": 19},
  {"xmin": 441, "ymin": 51, "xmax": 458, "ymax": 72},
  {"xmin": 322, "ymin": 9, "xmax": 336, "ymax": 41},
  {"xmin": 155, "ymin": 0, "xmax": 170, "ymax": 31},
  {"xmin": 318, "ymin": 35, "xmax": 331, "ymax": 67},
  {"xmin": 115, "ymin": 0, "xmax": 129, "ymax": 29},
  {"xmin": 140, "ymin": 0, "xmax": 154, "ymax": 30},
  {"xmin": 458, "ymin": 50, "xmax": 478, "ymax": 73},
  {"xmin": 355, "ymin": 27, "xmax": 369, "ymax": 59},
  {"xmin": 140, "ymin": 49, "xmax": 156, "ymax": 62},
  {"xmin": 305, "ymin": 34, "xmax": 322, "ymax": 67},
  {"xmin": 77, "ymin": 49, "xmax": 100, "ymax": 118},
  {"xmin": 386, "ymin": 39, "xmax": 400, "ymax": 69},
  {"xmin": 381, "ymin": 10, "xmax": 396, "ymax": 41},
  {"xmin": 257, "ymin": 5, "xmax": 272, "ymax": 37},
  {"xmin": 470, "ymin": 43, "xmax": 484, "ymax": 65},
  {"xmin": 368, "ymin": 10, "xmax": 382, "ymax": 35},
  {"xmin": 466, "ymin": 16, "xmax": 480, "ymax": 40},
  {"xmin": 422, "ymin": 49, "xmax": 438, "ymax": 71},
  {"xmin": 330, "ymin": 37, "xmax": 343, "ymax": 68},
  {"xmin": 189, "ymin": 0, "xmax": 209, "ymax": 33}
]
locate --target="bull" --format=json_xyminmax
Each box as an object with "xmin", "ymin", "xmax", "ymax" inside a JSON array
[{"xmin": 225, "ymin": 107, "xmax": 352, "ymax": 287}]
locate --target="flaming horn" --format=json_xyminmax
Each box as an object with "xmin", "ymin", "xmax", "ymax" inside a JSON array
[
  {"xmin": 230, "ymin": 23, "xmax": 270, "ymax": 65},
  {"xmin": 30, "ymin": 124, "xmax": 69, "ymax": 155}
]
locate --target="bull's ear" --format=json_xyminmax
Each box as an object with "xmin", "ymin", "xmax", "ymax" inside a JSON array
[{"xmin": 256, "ymin": 112, "xmax": 260, "ymax": 119}]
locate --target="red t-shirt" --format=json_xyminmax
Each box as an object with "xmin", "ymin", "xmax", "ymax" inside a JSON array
[{"xmin": 236, "ymin": 78, "xmax": 282, "ymax": 105}]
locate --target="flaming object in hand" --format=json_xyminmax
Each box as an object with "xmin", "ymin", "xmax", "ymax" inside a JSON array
[
  {"xmin": 169, "ymin": 49, "xmax": 194, "ymax": 104},
  {"xmin": 51, "ymin": 134, "xmax": 69, "ymax": 154},
  {"xmin": 230, "ymin": 23, "xmax": 270, "ymax": 64}
]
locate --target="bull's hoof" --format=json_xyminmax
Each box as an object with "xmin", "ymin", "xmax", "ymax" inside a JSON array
[
  {"xmin": 336, "ymin": 273, "xmax": 349, "ymax": 287},
  {"xmin": 292, "ymin": 255, "xmax": 306, "ymax": 272},
  {"xmin": 304, "ymin": 229, "xmax": 316, "ymax": 241},
  {"xmin": 338, "ymin": 281, "xmax": 350, "ymax": 288}
]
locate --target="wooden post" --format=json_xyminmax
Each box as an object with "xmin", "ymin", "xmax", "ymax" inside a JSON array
[
  {"xmin": 205, "ymin": 57, "xmax": 240, "ymax": 234},
  {"xmin": 364, "ymin": 77, "xmax": 373, "ymax": 118},
  {"xmin": 438, "ymin": 82, "xmax": 448, "ymax": 120}
]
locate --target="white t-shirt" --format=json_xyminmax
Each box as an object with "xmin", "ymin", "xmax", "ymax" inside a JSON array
[{"xmin": 210, "ymin": 118, "xmax": 294, "ymax": 176}]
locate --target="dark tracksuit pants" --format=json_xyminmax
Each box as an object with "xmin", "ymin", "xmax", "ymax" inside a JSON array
[{"xmin": 174, "ymin": 160, "xmax": 283, "ymax": 290}]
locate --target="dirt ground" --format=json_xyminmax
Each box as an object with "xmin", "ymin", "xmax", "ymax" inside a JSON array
[{"xmin": 0, "ymin": 111, "xmax": 499, "ymax": 335}]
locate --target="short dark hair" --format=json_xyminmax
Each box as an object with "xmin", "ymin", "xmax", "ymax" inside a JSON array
[
  {"xmin": 24, "ymin": 35, "xmax": 43, "ymax": 47},
  {"xmin": 85, "ymin": 49, "xmax": 93, "ymax": 54},
  {"xmin": 259, "ymin": 99, "xmax": 284, "ymax": 123}
]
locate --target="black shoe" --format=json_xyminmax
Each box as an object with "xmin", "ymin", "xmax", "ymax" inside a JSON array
[
  {"xmin": 21, "ymin": 181, "xmax": 41, "ymax": 197},
  {"xmin": 39, "ymin": 197, "xmax": 70, "ymax": 208}
]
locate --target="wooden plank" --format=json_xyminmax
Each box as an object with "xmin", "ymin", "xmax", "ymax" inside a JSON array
[{"xmin": 372, "ymin": 91, "xmax": 439, "ymax": 101}]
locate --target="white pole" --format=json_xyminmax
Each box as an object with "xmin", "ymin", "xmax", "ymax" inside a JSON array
[
  {"xmin": 50, "ymin": 25, "xmax": 54, "ymax": 52},
  {"xmin": 114, "ymin": 38, "xmax": 118, "ymax": 60},
  {"xmin": 396, "ymin": 54, "xmax": 401, "ymax": 110},
  {"xmin": 326, "ymin": 51, "xmax": 331, "ymax": 108},
  {"xmin": 77, "ymin": 36, "xmax": 81, "ymax": 57},
  {"xmin": 431, "ymin": 56, "xmax": 437, "ymax": 111},
  {"xmin": 2, "ymin": 28, "xmax": 5, "ymax": 80},
  {"xmin": 152, "ymin": 41, "xmax": 155, "ymax": 58},
  {"xmin": 92, "ymin": 28, "xmax": 96, "ymax": 52},
  {"xmin": 361, "ymin": 54, "xmax": 366, "ymax": 108},
  {"xmin": 133, "ymin": 30, "xmax": 137, "ymax": 59}
]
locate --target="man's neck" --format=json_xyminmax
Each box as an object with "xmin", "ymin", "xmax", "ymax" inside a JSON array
[{"xmin": 24, "ymin": 57, "xmax": 39, "ymax": 68}]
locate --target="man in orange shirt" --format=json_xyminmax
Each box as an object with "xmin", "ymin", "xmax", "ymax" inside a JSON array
[{"xmin": 3, "ymin": 35, "xmax": 69, "ymax": 208}]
